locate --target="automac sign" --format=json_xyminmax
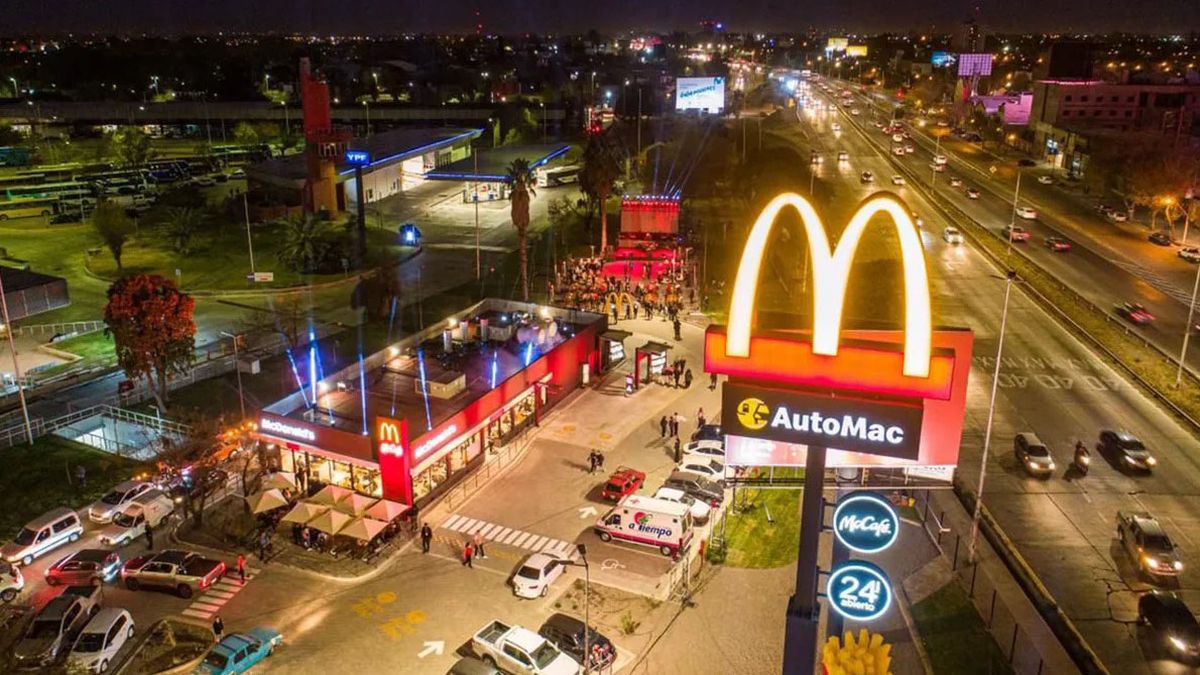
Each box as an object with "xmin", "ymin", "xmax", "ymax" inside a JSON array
[{"xmin": 722, "ymin": 382, "xmax": 923, "ymax": 461}]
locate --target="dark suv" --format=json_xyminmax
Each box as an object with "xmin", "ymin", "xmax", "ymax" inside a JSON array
[
  {"xmin": 538, "ymin": 613, "xmax": 615, "ymax": 669},
  {"xmin": 664, "ymin": 471, "xmax": 725, "ymax": 506},
  {"xmin": 1099, "ymin": 430, "xmax": 1157, "ymax": 472},
  {"xmin": 1139, "ymin": 591, "xmax": 1200, "ymax": 662}
]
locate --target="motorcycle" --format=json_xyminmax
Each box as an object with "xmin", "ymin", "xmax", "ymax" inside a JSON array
[{"xmin": 1073, "ymin": 444, "xmax": 1091, "ymax": 476}]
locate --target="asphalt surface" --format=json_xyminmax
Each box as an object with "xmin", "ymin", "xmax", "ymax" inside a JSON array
[{"xmin": 796, "ymin": 80, "xmax": 1200, "ymax": 674}]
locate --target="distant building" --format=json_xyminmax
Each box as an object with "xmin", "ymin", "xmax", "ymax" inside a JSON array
[
  {"xmin": 970, "ymin": 92, "xmax": 1033, "ymax": 125},
  {"xmin": 952, "ymin": 19, "xmax": 985, "ymax": 53},
  {"xmin": 0, "ymin": 266, "xmax": 69, "ymax": 323}
]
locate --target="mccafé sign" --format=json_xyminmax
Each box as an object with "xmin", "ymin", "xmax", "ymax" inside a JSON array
[
  {"xmin": 722, "ymin": 383, "xmax": 923, "ymax": 461},
  {"xmin": 704, "ymin": 192, "xmax": 973, "ymax": 468}
]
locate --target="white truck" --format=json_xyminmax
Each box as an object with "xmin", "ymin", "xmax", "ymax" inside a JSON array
[
  {"xmin": 594, "ymin": 494, "xmax": 693, "ymax": 557},
  {"xmin": 471, "ymin": 620, "xmax": 580, "ymax": 675},
  {"xmin": 97, "ymin": 489, "xmax": 174, "ymax": 547}
]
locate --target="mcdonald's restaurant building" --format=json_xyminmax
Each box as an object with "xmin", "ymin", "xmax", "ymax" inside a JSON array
[{"xmin": 254, "ymin": 300, "xmax": 606, "ymax": 507}]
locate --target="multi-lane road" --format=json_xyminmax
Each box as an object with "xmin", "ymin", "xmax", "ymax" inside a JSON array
[{"xmin": 792, "ymin": 80, "xmax": 1200, "ymax": 674}]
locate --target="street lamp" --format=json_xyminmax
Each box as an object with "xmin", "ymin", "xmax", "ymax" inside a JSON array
[
  {"xmin": 968, "ymin": 269, "xmax": 1018, "ymax": 564},
  {"xmin": 557, "ymin": 544, "xmax": 593, "ymax": 673},
  {"xmin": 539, "ymin": 102, "xmax": 546, "ymax": 142},
  {"xmin": 363, "ymin": 100, "xmax": 371, "ymax": 138},
  {"xmin": 264, "ymin": 73, "xmax": 270, "ymax": 91},
  {"xmin": 7, "ymin": 76, "xmax": 16, "ymax": 99},
  {"xmin": 1178, "ymin": 260, "xmax": 1200, "ymax": 387},
  {"xmin": 280, "ymin": 100, "xmax": 290, "ymax": 138},
  {"xmin": 219, "ymin": 331, "xmax": 247, "ymax": 420}
]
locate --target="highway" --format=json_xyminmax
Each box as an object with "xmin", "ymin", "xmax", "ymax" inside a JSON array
[{"xmin": 789, "ymin": 80, "xmax": 1200, "ymax": 674}]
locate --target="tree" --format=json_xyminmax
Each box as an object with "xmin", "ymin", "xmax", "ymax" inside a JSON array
[
  {"xmin": 233, "ymin": 121, "xmax": 260, "ymax": 146},
  {"xmin": 580, "ymin": 136, "xmax": 620, "ymax": 253},
  {"xmin": 91, "ymin": 200, "xmax": 135, "ymax": 269},
  {"xmin": 104, "ymin": 274, "xmax": 197, "ymax": 411},
  {"xmin": 506, "ymin": 158, "xmax": 536, "ymax": 301},
  {"xmin": 111, "ymin": 126, "xmax": 153, "ymax": 167},
  {"xmin": 158, "ymin": 207, "xmax": 206, "ymax": 255},
  {"xmin": 277, "ymin": 214, "xmax": 334, "ymax": 273}
]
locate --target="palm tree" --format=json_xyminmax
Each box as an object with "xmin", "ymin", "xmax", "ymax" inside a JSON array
[
  {"xmin": 580, "ymin": 136, "xmax": 619, "ymax": 253},
  {"xmin": 159, "ymin": 207, "xmax": 205, "ymax": 256},
  {"xmin": 277, "ymin": 215, "xmax": 329, "ymax": 274},
  {"xmin": 506, "ymin": 158, "xmax": 536, "ymax": 301}
]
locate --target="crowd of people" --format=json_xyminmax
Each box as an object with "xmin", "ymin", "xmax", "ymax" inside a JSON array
[{"xmin": 552, "ymin": 255, "xmax": 696, "ymax": 323}]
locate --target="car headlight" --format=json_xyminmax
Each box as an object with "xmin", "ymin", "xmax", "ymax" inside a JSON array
[
  {"xmin": 1175, "ymin": 561, "xmax": 1184, "ymax": 571},
  {"xmin": 1124, "ymin": 455, "xmax": 1136, "ymax": 464},
  {"xmin": 1047, "ymin": 462, "xmax": 1056, "ymax": 471},
  {"xmin": 1147, "ymin": 456, "xmax": 1157, "ymax": 466},
  {"xmin": 1145, "ymin": 556, "xmax": 1160, "ymax": 569},
  {"xmin": 1170, "ymin": 636, "xmax": 1187, "ymax": 651}
]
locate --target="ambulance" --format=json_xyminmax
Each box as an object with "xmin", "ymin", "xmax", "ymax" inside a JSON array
[{"xmin": 594, "ymin": 495, "xmax": 693, "ymax": 557}]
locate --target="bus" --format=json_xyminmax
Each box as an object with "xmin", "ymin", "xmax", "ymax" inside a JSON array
[
  {"xmin": 4, "ymin": 181, "xmax": 95, "ymax": 202},
  {"xmin": 0, "ymin": 198, "xmax": 57, "ymax": 221},
  {"xmin": 17, "ymin": 164, "xmax": 79, "ymax": 182}
]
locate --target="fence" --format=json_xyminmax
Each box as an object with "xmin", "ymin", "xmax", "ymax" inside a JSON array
[
  {"xmin": 0, "ymin": 403, "xmax": 189, "ymax": 451},
  {"xmin": 10, "ymin": 320, "xmax": 105, "ymax": 338},
  {"xmin": 912, "ymin": 489, "xmax": 1050, "ymax": 675},
  {"xmin": 440, "ymin": 425, "xmax": 536, "ymax": 512}
]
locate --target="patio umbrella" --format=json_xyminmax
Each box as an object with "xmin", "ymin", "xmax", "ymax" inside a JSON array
[
  {"xmin": 340, "ymin": 517, "xmax": 389, "ymax": 542},
  {"xmin": 280, "ymin": 502, "xmax": 329, "ymax": 525},
  {"xmin": 260, "ymin": 472, "xmax": 298, "ymax": 491},
  {"xmin": 246, "ymin": 489, "xmax": 289, "ymax": 514},
  {"xmin": 309, "ymin": 484, "xmax": 353, "ymax": 506},
  {"xmin": 364, "ymin": 499, "xmax": 409, "ymax": 522},
  {"xmin": 333, "ymin": 493, "xmax": 378, "ymax": 516},
  {"xmin": 307, "ymin": 508, "xmax": 353, "ymax": 536}
]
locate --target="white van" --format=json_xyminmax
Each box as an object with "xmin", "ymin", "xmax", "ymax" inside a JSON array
[
  {"xmin": 70, "ymin": 607, "xmax": 135, "ymax": 673},
  {"xmin": 1, "ymin": 507, "xmax": 84, "ymax": 566},
  {"xmin": 98, "ymin": 489, "xmax": 174, "ymax": 547},
  {"xmin": 594, "ymin": 495, "xmax": 693, "ymax": 557}
]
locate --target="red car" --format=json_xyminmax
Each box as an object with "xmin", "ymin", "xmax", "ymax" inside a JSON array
[
  {"xmin": 600, "ymin": 467, "xmax": 645, "ymax": 501},
  {"xmin": 1116, "ymin": 302, "xmax": 1155, "ymax": 326},
  {"xmin": 1003, "ymin": 225, "xmax": 1032, "ymax": 242},
  {"xmin": 1045, "ymin": 236, "xmax": 1072, "ymax": 252}
]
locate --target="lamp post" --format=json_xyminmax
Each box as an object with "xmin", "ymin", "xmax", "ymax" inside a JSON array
[
  {"xmin": 219, "ymin": 331, "xmax": 246, "ymax": 420},
  {"xmin": 280, "ymin": 101, "xmax": 290, "ymax": 138},
  {"xmin": 1008, "ymin": 170, "xmax": 1023, "ymax": 256},
  {"xmin": 558, "ymin": 544, "xmax": 592, "ymax": 672},
  {"xmin": 539, "ymin": 102, "xmax": 546, "ymax": 142},
  {"xmin": 1177, "ymin": 261, "xmax": 1200, "ymax": 387},
  {"xmin": 363, "ymin": 100, "xmax": 371, "ymax": 138},
  {"xmin": 7, "ymin": 77, "xmax": 17, "ymax": 99},
  {"xmin": 968, "ymin": 269, "xmax": 1018, "ymax": 564},
  {"xmin": 0, "ymin": 271, "xmax": 33, "ymax": 445},
  {"xmin": 264, "ymin": 73, "xmax": 270, "ymax": 92}
]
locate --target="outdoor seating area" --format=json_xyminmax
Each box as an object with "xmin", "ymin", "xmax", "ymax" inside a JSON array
[{"xmin": 244, "ymin": 474, "xmax": 410, "ymax": 566}]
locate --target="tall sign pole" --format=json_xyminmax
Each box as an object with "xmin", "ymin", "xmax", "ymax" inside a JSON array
[
  {"xmin": 346, "ymin": 150, "xmax": 371, "ymax": 269},
  {"xmin": 782, "ymin": 445, "xmax": 827, "ymax": 674}
]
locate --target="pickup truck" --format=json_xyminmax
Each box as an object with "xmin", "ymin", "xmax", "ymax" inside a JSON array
[
  {"xmin": 12, "ymin": 584, "xmax": 101, "ymax": 669},
  {"xmin": 472, "ymin": 620, "xmax": 580, "ymax": 675},
  {"xmin": 121, "ymin": 549, "xmax": 226, "ymax": 598},
  {"xmin": 1117, "ymin": 511, "xmax": 1183, "ymax": 578}
]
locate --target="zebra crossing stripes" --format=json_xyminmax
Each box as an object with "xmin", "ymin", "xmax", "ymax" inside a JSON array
[
  {"xmin": 439, "ymin": 514, "xmax": 576, "ymax": 557},
  {"xmin": 179, "ymin": 568, "xmax": 259, "ymax": 620}
]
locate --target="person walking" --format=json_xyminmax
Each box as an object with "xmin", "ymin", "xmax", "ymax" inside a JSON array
[
  {"xmin": 587, "ymin": 450, "xmax": 598, "ymax": 473},
  {"xmin": 709, "ymin": 372, "xmax": 718, "ymax": 390},
  {"xmin": 697, "ymin": 407, "xmax": 706, "ymax": 429},
  {"xmin": 236, "ymin": 553, "xmax": 246, "ymax": 584},
  {"xmin": 74, "ymin": 464, "xmax": 87, "ymax": 488},
  {"xmin": 462, "ymin": 541, "xmax": 474, "ymax": 568},
  {"xmin": 684, "ymin": 369, "xmax": 694, "ymax": 389},
  {"xmin": 473, "ymin": 530, "xmax": 487, "ymax": 559},
  {"xmin": 674, "ymin": 437, "xmax": 682, "ymax": 463},
  {"xmin": 144, "ymin": 522, "xmax": 154, "ymax": 551},
  {"xmin": 258, "ymin": 529, "xmax": 270, "ymax": 562},
  {"xmin": 659, "ymin": 415, "xmax": 668, "ymax": 438},
  {"xmin": 212, "ymin": 615, "xmax": 224, "ymax": 642},
  {"xmin": 420, "ymin": 523, "xmax": 433, "ymax": 553}
]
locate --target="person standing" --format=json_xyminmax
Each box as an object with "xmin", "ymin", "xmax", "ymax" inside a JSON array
[
  {"xmin": 697, "ymin": 407, "xmax": 706, "ymax": 429},
  {"xmin": 258, "ymin": 529, "xmax": 270, "ymax": 562},
  {"xmin": 144, "ymin": 522, "xmax": 154, "ymax": 551},
  {"xmin": 462, "ymin": 541, "xmax": 474, "ymax": 568},
  {"xmin": 673, "ymin": 368, "xmax": 681, "ymax": 388},
  {"xmin": 212, "ymin": 615, "xmax": 224, "ymax": 642},
  {"xmin": 709, "ymin": 372, "xmax": 718, "ymax": 390},
  {"xmin": 659, "ymin": 415, "xmax": 668, "ymax": 438},
  {"xmin": 420, "ymin": 523, "xmax": 433, "ymax": 553},
  {"xmin": 587, "ymin": 450, "xmax": 598, "ymax": 473},
  {"xmin": 596, "ymin": 451, "xmax": 606, "ymax": 470},
  {"xmin": 674, "ymin": 437, "xmax": 682, "ymax": 463},
  {"xmin": 473, "ymin": 530, "xmax": 487, "ymax": 559},
  {"xmin": 236, "ymin": 553, "xmax": 246, "ymax": 584},
  {"xmin": 669, "ymin": 413, "xmax": 678, "ymax": 438},
  {"xmin": 684, "ymin": 369, "xmax": 694, "ymax": 389},
  {"xmin": 74, "ymin": 464, "xmax": 87, "ymax": 488}
]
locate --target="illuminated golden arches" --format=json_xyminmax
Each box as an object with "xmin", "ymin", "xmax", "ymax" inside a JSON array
[{"xmin": 726, "ymin": 192, "xmax": 932, "ymax": 378}]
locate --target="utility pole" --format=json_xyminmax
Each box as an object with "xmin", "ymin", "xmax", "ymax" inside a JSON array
[
  {"xmin": 474, "ymin": 150, "xmax": 481, "ymax": 279},
  {"xmin": 1178, "ymin": 261, "xmax": 1200, "ymax": 386},
  {"xmin": 220, "ymin": 332, "xmax": 246, "ymax": 419},
  {"xmin": 1008, "ymin": 170, "xmax": 1022, "ymax": 256},
  {"xmin": 243, "ymin": 192, "xmax": 256, "ymax": 276},
  {"xmin": 0, "ymin": 271, "xmax": 33, "ymax": 445}
]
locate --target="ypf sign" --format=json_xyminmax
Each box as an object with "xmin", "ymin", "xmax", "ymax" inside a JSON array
[{"xmin": 704, "ymin": 192, "xmax": 973, "ymax": 467}]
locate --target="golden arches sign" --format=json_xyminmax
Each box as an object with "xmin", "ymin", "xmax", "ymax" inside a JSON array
[
  {"xmin": 605, "ymin": 291, "xmax": 638, "ymax": 315},
  {"xmin": 726, "ymin": 192, "xmax": 932, "ymax": 378}
]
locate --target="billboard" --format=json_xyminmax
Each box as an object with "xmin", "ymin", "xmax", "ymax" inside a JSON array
[
  {"xmin": 931, "ymin": 52, "xmax": 957, "ymax": 68},
  {"xmin": 826, "ymin": 37, "xmax": 849, "ymax": 52},
  {"xmin": 846, "ymin": 45, "xmax": 869, "ymax": 57},
  {"xmin": 957, "ymin": 53, "xmax": 994, "ymax": 77},
  {"xmin": 675, "ymin": 77, "xmax": 725, "ymax": 113}
]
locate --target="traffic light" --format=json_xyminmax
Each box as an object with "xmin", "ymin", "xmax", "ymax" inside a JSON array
[{"xmin": 821, "ymin": 628, "xmax": 892, "ymax": 675}]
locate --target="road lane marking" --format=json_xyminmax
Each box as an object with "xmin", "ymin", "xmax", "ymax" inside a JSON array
[
  {"xmin": 480, "ymin": 523, "xmax": 501, "ymax": 538},
  {"xmin": 449, "ymin": 517, "xmax": 476, "ymax": 533},
  {"xmin": 512, "ymin": 532, "xmax": 533, "ymax": 548},
  {"xmin": 493, "ymin": 527, "xmax": 512, "ymax": 542},
  {"xmin": 501, "ymin": 530, "xmax": 523, "ymax": 545},
  {"xmin": 443, "ymin": 514, "xmax": 466, "ymax": 530},
  {"xmin": 527, "ymin": 536, "xmax": 548, "ymax": 550},
  {"xmin": 182, "ymin": 608, "xmax": 214, "ymax": 619}
]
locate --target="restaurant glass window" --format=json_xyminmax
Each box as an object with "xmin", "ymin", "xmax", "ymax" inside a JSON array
[
  {"xmin": 447, "ymin": 433, "xmax": 480, "ymax": 474},
  {"xmin": 351, "ymin": 465, "xmax": 382, "ymax": 498},
  {"xmin": 412, "ymin": 459, "xmax": 450, "ymax": 503},
  {"xmin": 329, "ymin": 459, "xmax": 353, "ymax": 491}
]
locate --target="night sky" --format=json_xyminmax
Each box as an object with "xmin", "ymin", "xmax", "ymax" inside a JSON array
[{"xmin": 3, "ymin": 0, "xmax": 1195, "ymax": 35}]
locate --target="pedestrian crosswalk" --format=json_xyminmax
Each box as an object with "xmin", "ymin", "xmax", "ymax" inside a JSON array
[
  {"xmin": 180, "ymin": 567, "xmax": 260, "ymax": 620},
  {"xmin": 440, "ymin": 514, "xmax": 577, "ymax": 559}
]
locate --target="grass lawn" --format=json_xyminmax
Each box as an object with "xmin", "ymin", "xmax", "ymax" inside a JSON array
[
  {"xmin": 52, "ymin": 330, "xmax": 115, "ymax": 359},
  {"xmin": 721, "ymin": 468, "xmax": 804, "ymax": 568},
  {"xmin": 0, "ymin": 220, "xmax": 111, "ymax": 323},
  {"xmin": 910, "ymin": 582, "xmax": 1013, "ymax": 675},
  {"xmin": 0, "ymin": 435, "xmax": 149, "ymax": 540}
]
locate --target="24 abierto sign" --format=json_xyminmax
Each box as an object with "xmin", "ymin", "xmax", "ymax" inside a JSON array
[
  {"xmin": 827, "ymin": 561, "xmax": 893, "ymax": 622},
  {"xmin": 833, "ymin": 492, "xmax": 899, "ymax": 554}
]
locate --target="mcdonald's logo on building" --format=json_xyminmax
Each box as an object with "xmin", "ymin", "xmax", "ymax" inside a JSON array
[
  {"xmin": 376, "ymin": 417, "xmax": 407, "ymax": 457},
  {"xmin": 705, "ymin": 192, "xmax": 973, "ymax": 468}
]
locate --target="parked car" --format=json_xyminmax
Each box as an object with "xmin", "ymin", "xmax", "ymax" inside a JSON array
[
  {"xmin": 45, "ymin": 549, "xmax": 122, "ymax": 587},
  {"xmin": 538, "ymin": 613, "xmax": 616, "ymax": 670},
  {"xmin": 1109, "ymin": 211, "xmax": 1128, "ymax": 223},
  {"xmin": 167, "ymin": 469, "xmax": 228, "ymax": 506},
  {"xmin": 1116, "ymin": 302, "xmax": 1156, "ymax": 326},
  {"xmin": 97, "ymin": 490, "xmax": 174, "ymax": 547},
  {"xmin": 599, "ymin": 467, "xmax": 645, "ymax": 501},
  {"xmin": 942, "ymin": 227, "xmax": 964, "ymax": 245},
  {"xmin": 890, "ymin": 175, "xmax": 905, "ymax": 185},
  {"xmin": 2, "ymin": 507, "xmax": 84, "ymax": 566},
  {"xmin": 682, "ymin": 439, "xmax": 725, "ymax": 461},
  {"xmin": 1098, "ymin": 429, "xmax": 1157, "ymax": 472},
  {"xmin": 965, "ymin": 187, "xmax": 980, "ymax": 199},
  {"xmin": 68, "ymin": 607, "xmax": 135, "ymax": 674},
  {"xmin": 1180, "ymin": 247, "xmax": 1200, "ymax": 264},
  {"xmin": 1149, "ymin": 231, "xmax": 1173, "ymax": 246},
  {"xmin": 691, "ymin": 424, "xmax": 723, "ymax": 443},
  {"xmin": 664, "ymin": 471, "xmax": 725, "ymax": 506},
  {"xmin": 471, "ymin": 620, "xmax": 579, "ymax": 675},
  {"xmin": 1044, "ymin": 236, "xmax": 1072, "ymax": 252},
  {"xmin": 228, "ymin": 168, "xmax": 246, "ymax": 179},
  {"xmin": 196, "ymin": 627, "xmax": 283, "ymax": 675},
  {"xmin": 121, "ymin": 549, "xmax": 226, "ymax": 598},
  {"xmin": 512, "ymin": 553, "xmax": 566, "ymax": 599},
  {"xmin": 1015, "ymin": 205, "xmax": 1038, "ymax": 220},
  {"xmin": 192, "ymin": 176, "xmax": 217, "ymax": 188},
  {"xmin": 1013, "ymin": 432, "xmax": 1055, "ymax": 478},
  {"xmin": 1098, "ymin": 204, "xmax": 1116, "ymax": 216},
  {"xmin": 1138, "ymin": 591, "xmax": 1200, "ymax": 662},
  {"xmin": 1, "ymin": 561, "xmax": 24, "ymax": 602},
  {"xmin": 12, "ymin": 585, "xmax": 101, "ymax": 669},
  {"xmin": 1117, "ymin": 511, "xmax": 1183, "ymax": 578},
  {"xmin": 1036, "ymin": 175, "xmax": 1055, "ymax": 185},
  {"xmin": 653, "ymin": 486, "xmax": 712, "ymax": 524},
  {"xmin": 678, "ymin": 458, "xmax": 726, "ymax": 481},
  {"xmin": 87, "ymin": 480, "xmax": 155, "ymax": 524},
  {"xmin": 1003, "ymin": 225, "xmax": 1031, "ymax": 242}
]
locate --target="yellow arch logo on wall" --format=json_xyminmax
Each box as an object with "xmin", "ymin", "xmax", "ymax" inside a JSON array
[
  {"xmin": 735, "ymin": 398, "xmax": 770, "ymax": 430},
  {"xmin": 725, "ymin": 192, "xmax": 932, "ymax": 379}
]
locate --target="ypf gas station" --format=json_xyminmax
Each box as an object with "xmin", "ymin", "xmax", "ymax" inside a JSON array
[{"xmin": 704, "ymin": 192, "xmax": 974, "ymax": 673}]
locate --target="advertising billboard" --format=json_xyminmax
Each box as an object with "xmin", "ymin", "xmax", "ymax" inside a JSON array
[
  {"xmin": 675, "ymin": 77, "xmax": 725, "ymax": 113},
  {"xmin": 826, "ymin": 37, "xmax": 849, "ymax": 52},
  {"xmin": 957, "ymin": 53, "xmax": 994, "ymax": 77},
  {"xmin": 931, "ymin": 52, "xmax": 957, "ymax": 68},
  {"xmin": 845, "ymin": 45, "xmax": 869, "ymax": 57}
]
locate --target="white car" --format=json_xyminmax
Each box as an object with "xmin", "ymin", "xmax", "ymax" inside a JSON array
[
  {"xmin": 903, "ymin": 144, "xmax": 916, "ymax": 154},
  {"xmin": 87, "ymin": 481, "xmax": 154, "ymax": 524},
  {"xmin": 891, "ymin": 133, "xmax": 904, "ymax": 143},
  {"xmin": 1, "ymin": 562, "xmax": 23, "ymax": 603},
  {"xmin": 1015, "ymin": 206, "xmax": 1038, "ymax": 220},
  {"xmin": 942, "ymin": 227, "xmax": 964, "ymax": 244},
  {"xmin": 949, "ymin": 177, "xmax": 963, "ymax": 187},
  {"xmin": 831, "ymin": 122, "xmax": 842, "ymax": 132},
  {"xmin": 837, "ymin": 151, "xmax": 849, "ymax": 162},
  {"xmin": 965, "ymin": 187, "xmax": 980, "ymax": 199},
  {"xmin": 653, "ymin": 487, "xmax": 712, "ymax": 524},
  {"xmin": 683, "ymin": 440, "xmax": 726, "ymax": 460},
  {"xmin": 679, "ymin": 458, "xmax": 726, "ymax": 480},
  {"xmin": 850, "ymin": 108, "xmax": 861, "ymax": 116},
  {"xmin": 511, "ymin": 553, "xmax": 565, "ymax": 599},
  {"xmin": 1109, "ymin": 211, "xmax": 1128, "ymax": 222},
  {"xmin": 1036, "ymin": 175, "xmax": 1054, "ymax": 185},
  {"xmin": 933, "ymin": 154, "xmax": 948, "ymax": 165},
  {"xmin": 69, "ymin": 608, "xmax": 135, "ymax": 674},
  {"xmin": 893, "ymin": 146, "xmax": 906, "ymax": 156},
  {"xmin": 891, "ymin": 175, "xmax": 905, "ymax": 186},
  {"xmin": 192, "ymin": 176, "xmax": 217, "ymax": 187}
]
